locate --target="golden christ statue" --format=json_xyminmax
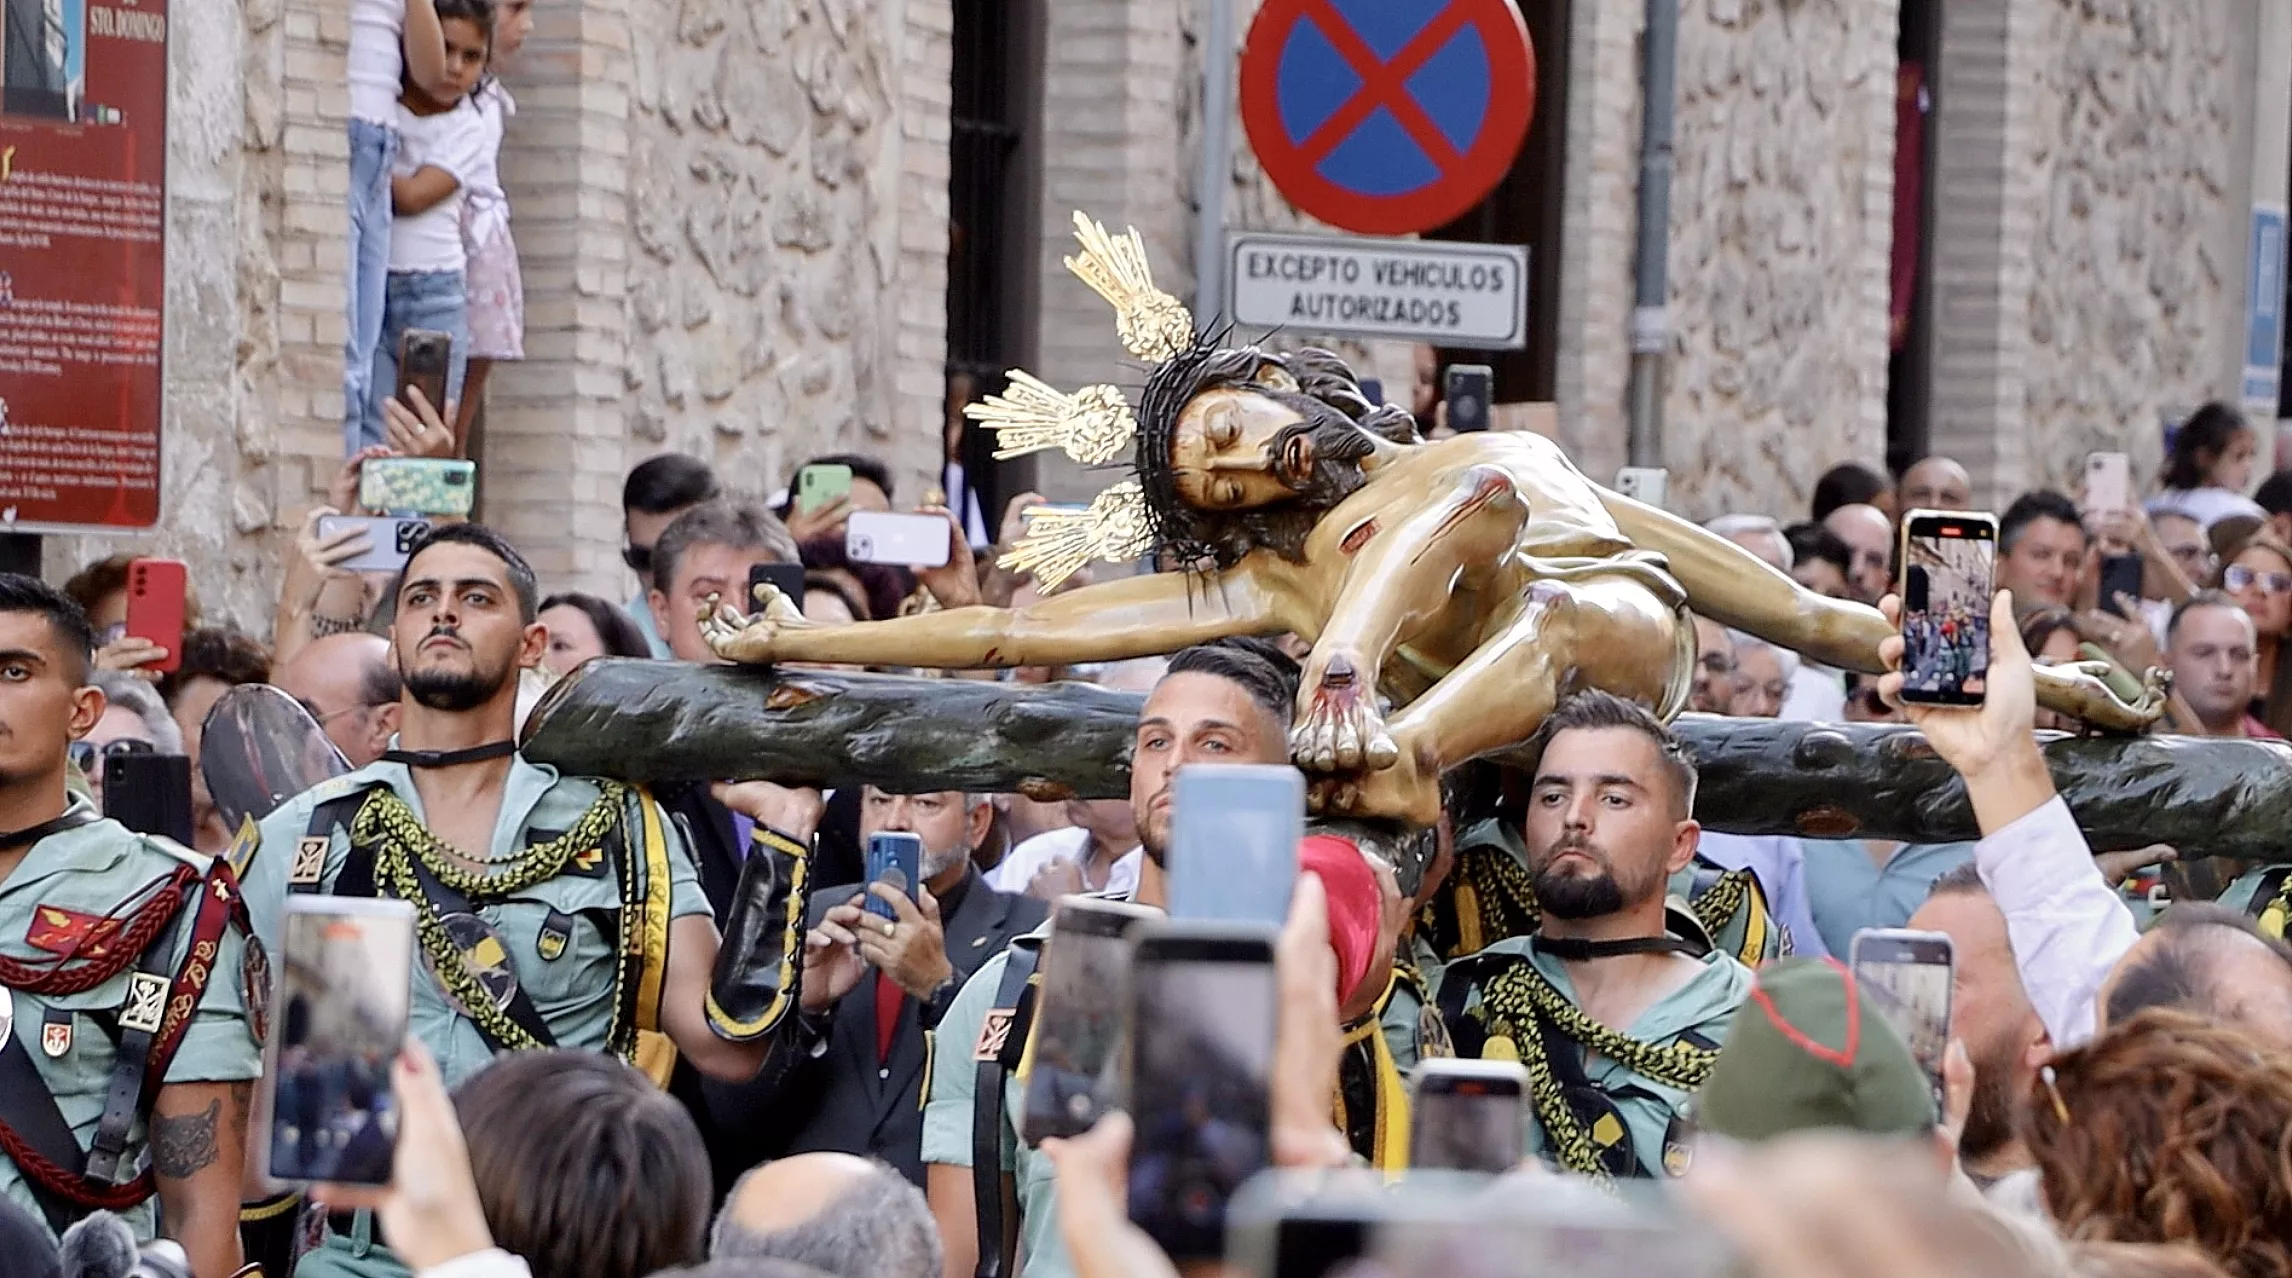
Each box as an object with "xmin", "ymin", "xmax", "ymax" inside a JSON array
[{"xmin": 705, "ymin": 214, "xmax": 2164, "ymax": 826}]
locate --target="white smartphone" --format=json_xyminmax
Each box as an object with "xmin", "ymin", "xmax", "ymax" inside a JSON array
[
  {"xmin": 315, "ymin": 514, "xmax": 432, "ymax": 574},
  {"xmin": 1848, "ymin": 927, "xmax": 1955, "ymax": 1113},
  {"xmin": 2086, "ymin": 452, "xmax": 2132, "ymax": 513},
  {"xmin": 257, "ymin": 897, "xmax": 416, "ymax": 1187},
  {"xmin": 1408, "ymin": 1058, "xmax": 1528, "ymax": 1172},
  {"xmin": 845, "ymin": 510, "xmax": 952, "ymax": 568},
  {"xmin": 1615, "ymin": 466, "xmax": 1669, "ymax": 509}
]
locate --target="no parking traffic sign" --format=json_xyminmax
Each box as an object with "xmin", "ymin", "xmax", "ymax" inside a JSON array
[{"xmin": 1239, "ymin": 0, "xmax": 1536, "ymax": 236}]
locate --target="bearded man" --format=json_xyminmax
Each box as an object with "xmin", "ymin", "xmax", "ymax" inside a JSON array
[
  {"xmin": 1432, "ymin": 691, "xmax": 1752, "ymax": 1181},
  {"xmin": 246, "ymin": 524, "xmax": 809, "ymax": 1278}
]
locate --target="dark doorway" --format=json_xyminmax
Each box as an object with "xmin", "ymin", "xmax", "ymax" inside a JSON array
[
  {"xmin": 1421, "ymin": 0, "xmax": 1571, "ymax": 412},
  {"xmin": 945, "ymin": 0, "xmax": 1045, "ymax": 536},
  {"xmin": 1886, "ymin": 0, "xmax": 1941, "ymax": 475}
]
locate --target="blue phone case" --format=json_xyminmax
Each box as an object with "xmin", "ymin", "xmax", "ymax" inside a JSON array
[
  {"xmin": 864, "ymin": 832, "xmax": 923, "ymax": 920},
  {"xmin": 1167, "ymin": 765, "xmax": 1305, "ymax": 925}
]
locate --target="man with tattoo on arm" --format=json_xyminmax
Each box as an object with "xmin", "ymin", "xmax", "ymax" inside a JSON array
[{"xmin": 0, "ymin": 576, "xmax": 260, "ymax": 1278}]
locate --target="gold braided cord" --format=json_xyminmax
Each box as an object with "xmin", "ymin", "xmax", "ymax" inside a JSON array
[
  {"xmin": 352, "ymin": 785, "xmax": 625, "ymax": 897},
  {"xmin": 1477, "ymin": 960, "xmax": 1717, "ymax": 1181},
  {"xmin": 355, "ymin": 784, "xmax": 638, "ymax": 1058},
  {"xmin": 1688, "ymin": 869, "xmax": 1747, "ymax": 945},
  {"xmin": 2261, "ymin": 872, "xmax": 2292, "ymax": 939}
]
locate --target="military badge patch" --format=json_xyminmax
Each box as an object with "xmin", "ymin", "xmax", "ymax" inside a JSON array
[
  {"xmin": 1662, "ymin": 1111, "xmax": 1696, "ymax": 1177},
  {"xmin": 41, "ymin": 1008, "xmax": 72, "ymax": 1057},
  {"xmin": 536, "ymin": 910, "xmax": 573, "ymax": 962},
  {"xmin": 226, "ymin": 815, "xmax": 262, "ymax": 879},
  {"xmin": 289, "ymin": 837, "xmax": 328, "ymax": 886},
  {"xmin": 26, "ymin": 904, "xmax": 124, "ymax": 958},
  {"xmin": 120, "ymin": 971, "xmax": 169, "ymax": 1035},
  {"xmin": 425, "ymin": 912, "xmax": 522, "ymax": 1017},
  {"xmin": 975, "ymin": 1008, "xmax": 1015, "ymax": 1061}
]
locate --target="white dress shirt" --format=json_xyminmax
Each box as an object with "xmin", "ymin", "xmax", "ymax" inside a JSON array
[{"xmin": 1973, "ymin": 795, "xmax": 2138, "ymax": 1048}]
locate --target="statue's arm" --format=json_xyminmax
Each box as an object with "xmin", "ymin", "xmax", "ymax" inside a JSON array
[
  {"xmin": 1598, "ymin": 490, "xmax": 2166, "ymax": 731},
  {"xmin": 1595, "ymin": 489, "xmax": 1891, "ymax": 671},
  {"xmin": 745, "ymin": 558, "xmax": 1301, "ymax": 669}
]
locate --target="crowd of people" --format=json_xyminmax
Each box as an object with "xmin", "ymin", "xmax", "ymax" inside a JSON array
[{"xmin": 3, "ymin": 390, "xmax": 2292, "ymax": 1278}]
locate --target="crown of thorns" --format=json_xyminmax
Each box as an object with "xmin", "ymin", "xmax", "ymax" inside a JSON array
[{"xmin": 966, "ymin": 214, "xmax": 1268, "ymax": 586}]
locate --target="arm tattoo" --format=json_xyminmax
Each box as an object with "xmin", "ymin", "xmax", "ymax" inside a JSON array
[{"xmin": 151, "ymin": 1099, "xmax": 222, "ymax": 1179}]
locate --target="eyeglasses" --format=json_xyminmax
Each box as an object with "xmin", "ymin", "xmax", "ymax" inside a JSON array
[
  {"xmin": 70, "ymin": 738, "xmax": 154, "ymax": 772},
  {"xmin": 2224, "ymin": 564, "xmax": 2292, "ymax": 596},
  {"xmin": 621, "ymin": 544, "xmax": 654, "ymax": 575},
  {"xmin": 296, "ymin": 698, "xmax": 376, "ymax": 727}
]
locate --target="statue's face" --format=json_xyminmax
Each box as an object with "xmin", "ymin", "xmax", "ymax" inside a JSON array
[{"xmin": 1169, "ymin": 387, "xmax": 1315, "ymax": 511}]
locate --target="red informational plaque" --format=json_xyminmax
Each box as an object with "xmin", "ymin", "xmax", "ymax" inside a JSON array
[{"xmin": 0, "ymin": 0, "xmax": 170, "ymax": 531}]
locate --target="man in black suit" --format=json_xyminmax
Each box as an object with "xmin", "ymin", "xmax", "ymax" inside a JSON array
[{"xmin": 711, "ymin": 787, "xmax": 1046, "ymax": 1186}]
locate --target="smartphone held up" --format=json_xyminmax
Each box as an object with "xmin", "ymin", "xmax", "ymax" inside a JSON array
[
  {"xmin": 1848, "ymin": 928, "xmax": 1955, "ymax": 1114},
  {"xmin": 1897, "ymin": 510, "xmax": 1997, "ymax": 706},
  {"xmin": 259, "ymin": 898, "xmax": 416, "ymax": 1187}
]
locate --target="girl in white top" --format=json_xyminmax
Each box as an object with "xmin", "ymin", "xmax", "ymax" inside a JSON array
[
  {"xmin": 366, "ymin": 0, "xmax": 492, "ymax": 436},
  {"xmin": 453, "ymin": 0, "xmax": 534, "ymax": 449},
  {"xmin": 2147, "ymin": 401, "xmax": 2264, "ymax": 531},
  {"xmin": 344, "ymin": 0, "xmax": 453, "ymax": 454}
]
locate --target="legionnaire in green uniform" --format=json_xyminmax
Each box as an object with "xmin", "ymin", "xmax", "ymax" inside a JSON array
[
  {"xmin": 920, "ymin": 641, "xmax": 1430, "ymax": 1278},
  {"xmin": 1435, "ymin": 691, "xmax": 1753, "ymax": 1182},
  {"xmin": 241, "ymin": 526, "xmax": 814, "ymax": 1278},
  {"xmin": 0, "ymin": 576, "xmax": 260, "ymax": 1278}
]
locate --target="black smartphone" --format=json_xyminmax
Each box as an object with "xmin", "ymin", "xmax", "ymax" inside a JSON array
[
  {"xmin": 863, "ymin": 831, "xmax": 922, "ymax": 921},
  {"xmin": 260, "ymin": 898, "xmax": 416, "ymax": 1186},
  {"xmin": 1897, "ymin": 509, "xmax": 1998, "ymax": 706},
  {"xmin": 1408, "ymin": 1059, "xmax": 1528, "ymax": 1172},
  {"xmin": 1020, "ymin": 898, "xmax": 1159, "ymax": 1145},
  {"xmin": 2099, "ymin": 553, "xmax": 2144, "ymax": 618},
  {"xmin": 747, "ymin": 561, "xmax": 808, "ymax": 615},
  {"xmin": 1443, "ymin": 364, "xmax": 1493, "ymax": 434},
  {"xmin": 1849, "ymin": 928, "xmax": 1956, "ymax": 1114},
  {"xmin": 1126, "ymin": 922, "xmax": 1278, "ymax": 1261},
  {"xmin": 396, "ymin": 328, "xmax": 453, "ymax": 415},
  {"xmin": 103, "ymin": 751, "xmax": 194, "ymax": 846}
]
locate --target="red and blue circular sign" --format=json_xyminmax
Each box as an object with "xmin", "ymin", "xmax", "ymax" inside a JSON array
[{"xmin": 1240, "ymin": 0, "xmax": 1537, "ymax": 237}]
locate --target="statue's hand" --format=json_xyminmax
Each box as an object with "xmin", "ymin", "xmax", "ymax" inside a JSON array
[
  {"xmin": 1289, "ymin": 651, "xmax": 1400, "ymax": 773},
  {"xmin": 2036, "ymin": 657, "xmax": 2171, "ymax": 732},
  {"xmin": 701, "ymin": 584, "xmax": 814, "ymax": 665}
]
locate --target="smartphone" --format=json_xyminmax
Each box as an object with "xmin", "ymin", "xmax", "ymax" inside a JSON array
[
  {"xmin": 360, "ymin": 458, "xmax": 475, "ymax": 517},
  {"xmin": 1408, "ymin": 1059, "xmax": 1529, "ymax": 1172},
  {"xmin": 797, "ymin": 463, "xmax": 854, "ymax": 515},
  {"xmin": 1167, "ymin": 764, "xmax": 1304, "ymax": 925},
  {"xmin": 1019, "ymin": 898, "xmax": 1159, "ymax": 1145},
  {"xmin": 846, "ymin": 510, "xmax": 952, "ymax": 568},
  {"xmin": 2099, "ymin": 552, "xmax": 2145, "ymax": 618},
  {"xmin": 103, "ymin": 752, "xmax": 193, "ymax": 845},
  {"xmin": 315, "ymin": 515, "xmax": 432, "ymax": 574},
  {"xmin": 123, "ymin": 558, "xmax": 187, "ymax": 672},
  {"xmin": 1849, "ymin": 928, "xmax": 1955, "ymax": 1115},
  {"xmin": 1897, "ymin": 510, "xmax": 1997, "ymax": 706},
  {"xmin": 260, "ymin": 897, "xmax": 416, "ymax": 1186},
  {"xmin": 863, "ymin": 831, "xmax": 922, "ymax": 921},
  {"xmin": 1443, "ymin": 364, "xmax": 1493, "ymax": 434},
  {"xmin": 1126, "ymin": 921, "xmax": 1279, "ymax": 1261},
  {"xmin": 396, "ymin": 328, "xmax": 452, "ymax": 416},
  {"xmin": 747, "ymin": 561, "xmax": 808, "ymax": 614},
  {"xmin": 2086, "ymin": 451, "xmax": 2132, "ymax": 514},
  {"xmin": 1614, "ymin": 466, "xmax": 1669, "ymax": 510}
]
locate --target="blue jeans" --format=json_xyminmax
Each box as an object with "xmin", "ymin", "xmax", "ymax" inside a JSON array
[
  {"xmin": 343, "ymin": 117, "xmax": 398, "ymax": 455},
  {"xmin": 369, "ymin": 270, "xmax": 469, "ymax": 446}
]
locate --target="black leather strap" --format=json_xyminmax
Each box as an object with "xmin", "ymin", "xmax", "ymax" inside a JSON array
[
  {"xmin": 85, "ymin": 888, "xmax": 192, "ymax": 1184},
  {"xmin": 381, "ymin": 741, "xmax": 517, "ymax": 769},
  {"xmin": 402, "ymin": 853, "xmax": 557, "ymax": 1053},
  {"xmin": 0, "ymin": 806, "xmax": 97, "ymax": 854},
  {"xmin": 0, "ymin": 1020, "xmax": 89, "ymax": 1233},
  {"xmin": 1532, "ymin": 935, "xmax": 1701, "ymax": 962},
  {"xmin": 972, "ymin": 939, "xmax": 1041, "ymax": 1278}
]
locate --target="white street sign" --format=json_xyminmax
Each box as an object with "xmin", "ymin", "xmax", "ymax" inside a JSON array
[{"xmin": 1225, "ymin": 232, "xmax": 1528, "ymax": 350}]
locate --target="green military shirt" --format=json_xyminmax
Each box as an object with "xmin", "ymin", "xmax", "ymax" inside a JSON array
[
  {"xmin": 0, "ymin": 797, "xmax": 260, "ymax": 1239},
  {"xmin": 1439, "ymin": 935, "xmax": 1751, "ymax": 1177},
  {"xmin": 244, "ymin": 755, "xmax": 711, "ymax": 1089}
]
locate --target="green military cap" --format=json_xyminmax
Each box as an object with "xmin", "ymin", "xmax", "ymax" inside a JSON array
[{"xmin": 1696, "ymin": 957, "xmax": 1935, "ymax": 1143}]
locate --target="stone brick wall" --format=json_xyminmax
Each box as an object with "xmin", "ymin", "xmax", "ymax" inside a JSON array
[{"xmin": 2015, "ymin": 0, "xmax": 2249, "ymax": 495}]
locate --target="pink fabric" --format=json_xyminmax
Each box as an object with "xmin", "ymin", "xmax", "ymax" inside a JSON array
[{"xmin": 1300, "ymin": 834, "xmax": 1380, "ymax": 1007}]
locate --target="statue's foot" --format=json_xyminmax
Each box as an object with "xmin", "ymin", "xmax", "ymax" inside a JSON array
[
  {"xmin": 700, "ymin": 584, "xmax": 810, "ymax": 664},
  {"xmin": 1290, "ymin": 651, "xmax": 1400, "ymax": 773},
  {"xmin": 1305, "ymin": 737, "xmax": 1439, "ymax": 827}
]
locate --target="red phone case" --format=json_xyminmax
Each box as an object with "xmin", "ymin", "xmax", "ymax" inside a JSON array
[{"xmin": 124, "ymin": 559, "xmax": 188, "ymax": 673}]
